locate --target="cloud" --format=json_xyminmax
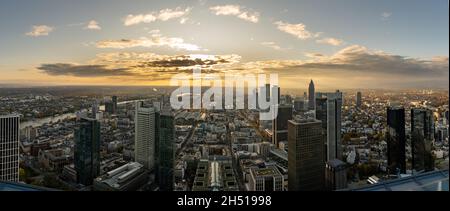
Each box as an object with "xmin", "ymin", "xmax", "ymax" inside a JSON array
[
  {"xmin": 210, "ymin": 5, "xmax": 259, "ymax": 23},
  {"xmin": 37, "ymin": 64, "xmax": 131, "ymax": 77},
  {"xmin": 258, "ymin": 45, "xmax": 449, "ymax": 78},
  {"xmin": 261, "ymin": 42, "xmax": 284, "ymax": 50},
  {"xmin": 38, "ymin": 53, "xmax": 242, "ymax": 80},
  {"xmin": 36, "ymin": 46, "xmax": 448, "ymax": 88},
  {"xmin": 316, "ymin": 37, "xmax": 344, "ymax": 46},
  {"xmin": 274, "ymin": 21, "xmax": 319, "ymax": 40},
  {"xmin": 124, "ymin": 7, "xmax": 191, "ymax": 26},
  {"xmin": 26, "ymin": 25, "xmax": 54, "ymax": 37},
  {"xmin": 85, "ymin": 20, "xmax": 101, "ymax": 30},
  {"xmin": 96, "ymin": 32, "xmax": 202, "ymax": 51},
  {"xmin": 381, "ymin": 12, "xmax": 392, "ymax": 21}
]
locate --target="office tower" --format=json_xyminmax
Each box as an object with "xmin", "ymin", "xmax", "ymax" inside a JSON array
[
  {"xmin": 0, "ymin": 114, "xmax": 20, "ymax": 182},
  {"xmin": 156, "ymin": 109, "xmax": 175, "ymax": 191},
  {"xmin": 356, "ymin": 92, "xmax": 362, "ymax": 108},
  {"xmin": 272, "ymin": 105, "xmax": 293, "ymax": 148},
  {"xmin": 288, "ymin": 118, "xmax": 325, "ymax": 191},
  {"xmin": 325, "ymin": 159, "xmax": 348, "ymax": 191},
  {"xmin": 275, "ymin": 86, "xmax": 281, "ymax": 104},
  {"xmin": 112, "ymin": 96, "xmax": 118, "ymax": 113},
  {"xmin": 315, "ymin": 97, "xmax": 328, "ymax": 131},
  {"xmin": 91, "ymin": 101, "xmax": 99, "ymax": 118},
  {"xmin": 326, "ymin": 91, "xmax": 343, "ymax": 161},
  {"xmin": 135, "ymin": 101, "xmax": 159, "ymax": 171},
  {"xmin": 411, "ymin": 108, "xmax": 435, "ymax": 172},
  {"xmin": 386, "ymin": 106, "xmax": 406, "ymax": 174},
  {"xmin": 105, "ymin": 102, "xmax": 114, "ymax": 114},
  {"xmin": 308, "ymin": 80, "xmax": 315, "ymax": 110},
  {"xmin": 294, "ymin": 98, "xmax": 305, "ymax": 112},
  {"xmin": 74, "ymin": 117, "xmax": 100, "ymax": 185},
  {"xmin": 315, "ymin": 96, "xmax": 328, "ymax": 161},
  {"xmin": 265, "ymin": 84, "xmax": 271, "ymax": 102},
  {"xmin": 248, "ymin": 166, "xmax": 283, "ymax": 191},
  {"xmin": 315, "ymin": 91, "xmax": 343, "ymax": 161}
]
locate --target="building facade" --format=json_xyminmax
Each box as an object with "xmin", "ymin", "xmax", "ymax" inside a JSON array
[
  {"xmin": 411, "ymin": 108, "xmax": 435, "ymax": 172},
  {"xmin": 0, "ymin": 114, "xmax": 20, "ymax": 182},
  {"xmin": 135, "ymin": 101, "xmax": 159, "ymax": 171},
  {"xmin": 156, "ymin": 109, "xmax": 175, "ymax": 191},
  {"xmin": 74, "ymin": 117, "xmax": 101, "ymax": 185},
  {"xmin": 386, "ymin": 106, "xmax": 406, "ymax": 174},
  {"xmin": 288, "ymin": 118, "xmax": 325, "ymax": 191}
]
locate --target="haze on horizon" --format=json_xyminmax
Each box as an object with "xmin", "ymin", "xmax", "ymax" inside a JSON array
[{"xmin": 0, "ymin": 0, "xmax": 448, "ymax": 90}]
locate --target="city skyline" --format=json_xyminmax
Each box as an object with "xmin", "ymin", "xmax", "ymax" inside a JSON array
[{"xmin": 0, "ymin": 0, "xmax": 448, "ymax": 89}]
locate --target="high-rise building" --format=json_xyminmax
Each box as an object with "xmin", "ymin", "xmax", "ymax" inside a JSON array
[
  {"xmin": 315, "ymin": 91, "xmax": 343, "ymax": 161},
  {"xmin": 274, "ymin": 86, "xmax": 281, "ymax": 104},
  {"xmin": 356, "ymin": 92, "xmax": 362, "ymax": 108},
  {"xmin": 248, "ymin": 166, "xmax": 284, "ymax": 191},
  {"xmin": 156, "ymin": 109, "xmax": 175, "ymax": 191},
  {"xmin": 411, "ymin": 108, "xmax": 435, "ymax": 172},
  {"xmin": 135, "ymin": 101, "xmax": 159, "ymax": 171},
  {"xmin": 272, "ymin": 105, "xmax": 293, "ymax": 148},
  {"xmin": 386, "ymin": 106, "xmax": 406, "ymax": 174},
  {"xmin": 315, "ymin": 96, "xmax": 328, "ymax": 161},
  {"xmin": 294, "ymin": 98, "xmax": 305, "ymax": 112},
  {"xmin": 325, "ymin": 159, "xmax": 348, "ymax": 191},
  {"xmin": 91, "ymin": 101, "xmax": 99, "ymax": 118},
  {"xmin": 288, "ymin": 118, "xmax": 325, "ymax": 191},
  {"xmin": 315, "ymin": 97, "xmax": 328, "ymax": 131},
  {"xmin": 0, "ymin": 114, "xmax": 20, "ymax": 182},
  {"xmin": 326, "ymin": 91, "xmax": 343, "ymax": 161},
  {"xmin": 265, "ymin": 84, "xmax": 271, "ymax": 102},
  {"xmin": 112, "ymin": 96, "xmax": 118, "ymax": 113},
  {"xmin": 308, "ymin": 80, "xmax": 315, "ymax": 110},
  {"xmin": 105, "ymin": 96, "xmax": 118, "ymax": 114},
  {"xmin": 74, "ymin": 117, "xmax": 100, "ymax": 185}
]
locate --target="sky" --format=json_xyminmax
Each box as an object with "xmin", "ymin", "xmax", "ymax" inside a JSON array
[{"xmin": 0, "ymin": 0, "xmax": 448, "ymax": 89}]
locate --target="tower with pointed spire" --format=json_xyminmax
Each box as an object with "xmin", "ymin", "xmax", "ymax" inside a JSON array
[{"xmin": 308, "ymin": 80, "xmax": 315, "ymax": 110}]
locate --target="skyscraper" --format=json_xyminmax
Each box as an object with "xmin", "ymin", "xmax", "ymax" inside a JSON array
[
  {"xmin": 315, "ymin": 91, "xmax": 343, "ymax": 161},
  {"xmin": 0, "ymin": 114, "xmax": 20, "ymax": 182},
  {"xmin": 91, "ymin": 101, "xmax": 99, "ymax": 118},
  {"xmin": 112, "ymin": 96, "xmax": 118, "ymax": 113},
  {"xmin": 356, "ymin": 92, "xmax": 362, "ymax": 108},
  {"xmin": 411, "ymin": 108, "xmax": 435, "ymax": 172},
  {"xmin": 265, "ymin": 83, "xmax": 271, "ymax": 102},
  {"xmin": 386, "ymin": 106, "xmax": 406, "ymax": 174},
  {"xmin": 315, "ymin": 96, "xmax": 328, "ymax": 161},
  {"xmin": 294, "ymin": 98, "xmax": 305, "ymax": 112},
  {"xmin": 326, "ymin": 91, "xmax": 343, "ymax": 161},
  {"xmin": 288, "ymin": 118, "xmax": 325, "ymax": 191},
  {"xmin": 135, "ymin": 101, "xmax": 159, "ymax": 171},
  {"xmin": 272, "ymin": 105, "xmax": 293, "ymax": 148},
  {"xmin": 156, "ymin": 108, "xmax": 175, "ymax": 191},
  {"xmin": 308, "ymin": 80, "xmax": 315, "ymax": 110},
  {"xmin": 74, "ymin": 117, "xmax": 100, "ymax": 185}
]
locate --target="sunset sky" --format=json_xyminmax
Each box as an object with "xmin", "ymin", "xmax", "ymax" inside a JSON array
[{"xmin": 0, "ymin": 0, "xmax": 448, "ymax": 89}]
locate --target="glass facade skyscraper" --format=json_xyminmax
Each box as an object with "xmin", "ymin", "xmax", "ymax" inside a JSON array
[
  {"xmin": 74, "ymin": 117, "xmax": 101, "ymax": 186},
  {"xmin": 411, "ymin": 108, "xmax": 435, "ymax": 172},
  {"xmin": 156, "ymin": 109, "xmax": 175, "ymax": 191},
  {"xmin": 386, "ymin": 106, "xmax": 406, "ymax": 174}
]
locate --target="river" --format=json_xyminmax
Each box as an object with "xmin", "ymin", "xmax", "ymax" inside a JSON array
[{"xmin": 20, "ymin": 100, "xmax": 143, "ymax": 129}]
